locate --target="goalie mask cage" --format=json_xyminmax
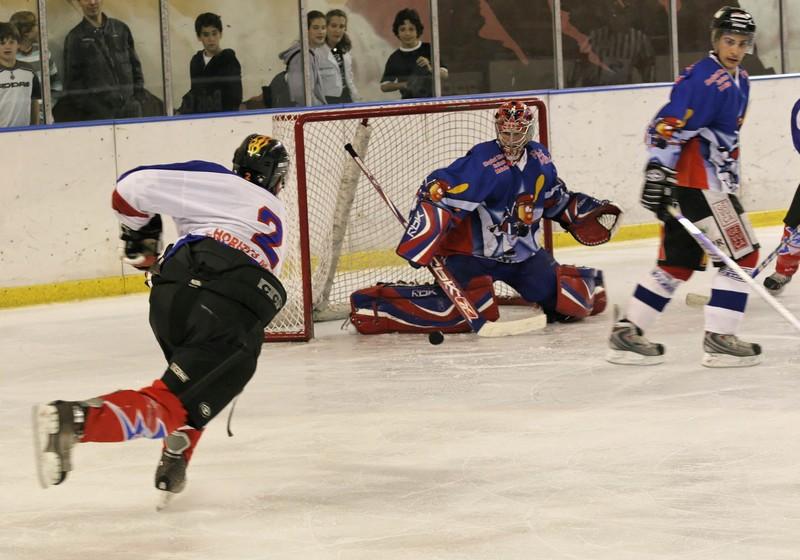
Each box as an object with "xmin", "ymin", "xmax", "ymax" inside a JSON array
[{"xmin": 266, "ymin": 96, "xmax": 550, "ymax": 341}]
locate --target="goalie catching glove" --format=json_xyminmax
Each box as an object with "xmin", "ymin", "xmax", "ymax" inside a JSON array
[
  {"xmin": 120, "ymin": 215, "xmax": 163, "ymax": 270},
  {"xmin": 555, "ymin": 192, "xmax": 623, "ymax": 246}
]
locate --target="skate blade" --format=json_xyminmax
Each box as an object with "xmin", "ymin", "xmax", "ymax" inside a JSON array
[
  {"xmin": 701, "ymin": 352, "xmax": 762, "ymax": 368},
  {"xmin": 32, "ymin": 404, "xmax": 62, "ymax": 489},
  {"xmin": 156, "ymin": 490, "xmax": 177, "ymax": 512},
  {"xmin": 605, "ymin": 349, "xmax": 665, "ymax": 366}
]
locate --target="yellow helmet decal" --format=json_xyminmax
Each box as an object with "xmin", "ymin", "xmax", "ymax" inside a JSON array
[
  {"xmin": 449, "ymin": 183, "xmax": 470, "ymax": 195},
  {"xmin": 247, "ymin": 135, "xmax": 270, "ymax": 156}
]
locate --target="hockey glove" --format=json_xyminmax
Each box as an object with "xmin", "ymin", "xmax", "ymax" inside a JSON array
[
  {"xmin": 556, "ymin": 194, "xmax": 623, "ymax": 246},
  {"xmin": 641, "ymin": 161, "xmax": 677, "ymax": 221},
  {"xmin": 120, "ymin": 215, "xmax": 162, "ymax": 270},
  {"xmin": 778, "ymin": 226, "xmax": 800, "ymax": 257}
]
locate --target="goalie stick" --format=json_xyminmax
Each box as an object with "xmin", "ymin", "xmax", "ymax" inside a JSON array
[
  {"xmin": 667, "ymin": 206, "xmax": 800, "ymax": 332},
  {"xmin": 684, "ymin": 240, "xmax": 785, "ymax": 307},
  {"xmin": 344, "ymin": 143, "xmax": 546, "ymax": 337}
]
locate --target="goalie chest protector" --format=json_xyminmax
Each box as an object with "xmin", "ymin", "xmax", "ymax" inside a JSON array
[{"xmin": 349, "ymin": 276, "xmax": 499, "ymax": 335}]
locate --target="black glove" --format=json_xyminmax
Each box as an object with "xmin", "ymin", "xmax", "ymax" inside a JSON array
[
  {"xmin": 120, "ymin": 215, "xmax": 162, "ymax": 270},
  {"xmin": 641, "ymin": 162, "xmax": 677, "ymax": 220}
]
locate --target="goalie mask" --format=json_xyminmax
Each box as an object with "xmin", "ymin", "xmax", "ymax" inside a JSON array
[
  {"xmin": 494, "ymin": 101, "xmax": 534, "ymax": 163},
  {"xmin": 233, "ymin": 134, "xmax": 290, "ymax": 195}
]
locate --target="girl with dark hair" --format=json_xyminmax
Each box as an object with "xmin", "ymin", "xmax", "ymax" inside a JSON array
[{"xmin": 317, "ymin": 9, "xmax": 359, "ymax": 103}]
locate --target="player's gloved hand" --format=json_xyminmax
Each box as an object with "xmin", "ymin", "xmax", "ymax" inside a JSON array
[
  {"xmin": 119, "ymin": 215, "xmax": 162, "ymax": 270},
  {"xmin": 778, "ymin": 226, "xmax": 800, "ymax": 257},
  {"xmin": 641, "ymin": 161, "xmax": 677, "ymax": 221}
]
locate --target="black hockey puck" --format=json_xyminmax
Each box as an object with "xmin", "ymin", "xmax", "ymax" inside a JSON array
[{"xmin": 428, "ymin": 331, "xmax": 444, "ymax": 345}]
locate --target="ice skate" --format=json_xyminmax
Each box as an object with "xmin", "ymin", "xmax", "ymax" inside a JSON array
[
  {"xmin": 155, "ymin": 431, "xmax": 191, "ymax": 511},
  {"xmin": 701, "ymin": 332, "xmax": 761, "ymax": 368},
  {"xmin": 764, "ymin": 272, "xmax": 791, "ymax": 295},
  {"xmin": 606, "ymin": 314, "xmax": 665, "ymax": 365},
  {"xmin": 32, "ymin": 400, "xmax": 89, "ymax": 488}
]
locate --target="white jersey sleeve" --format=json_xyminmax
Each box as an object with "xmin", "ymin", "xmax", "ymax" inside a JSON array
[{"xmin": 112, "ymin": 161, "xmax": 287, "ymax": 275}]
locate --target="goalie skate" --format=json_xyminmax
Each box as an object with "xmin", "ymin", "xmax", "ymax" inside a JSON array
[
  {"xmin": 764, "ymin": 272, "xmax": 792, "ymax": 295},
  {"xmin": 606, "ymin": 313, "xmax": 665, "ymax": 366},
  {"xmin": 32, "ymin": 401, "xmax": 88, "ymax": 488},
  {"xmin": 701, "ymin": 332, "xmax": 761, "ymax": 368}
]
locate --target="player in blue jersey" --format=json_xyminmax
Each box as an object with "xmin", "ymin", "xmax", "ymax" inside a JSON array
[
  {"xmin": 367, "ymin": 100, "xmax": 623, "ymax": 334},
  {"xmin": 763, "ymin": 98, "xmax": 800, "ymax": 295},
  {"xmin": 608, "ymin": 6, "xmax": 761, "ymax": 368},
  {"xmin": 33, "ymin": 134, "xmax": 290, "ymax": 510}
]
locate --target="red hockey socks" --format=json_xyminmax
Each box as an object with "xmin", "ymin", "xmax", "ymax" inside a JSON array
[{"xmin": 81, "ymin": 380, "xmax": 187, "ymax": 443}]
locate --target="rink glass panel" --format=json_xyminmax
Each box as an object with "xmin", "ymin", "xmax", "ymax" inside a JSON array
[
  {"xmin": 44, "ymin": 0, "xmax": 165, "ymax": 123},
  {"xmin": 561, "ymin": 0, "xmax": 672, "ymax": 88}
]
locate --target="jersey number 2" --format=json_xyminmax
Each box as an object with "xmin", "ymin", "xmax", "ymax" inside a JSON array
[{"xmin": 251, "ymin": 206, "xmax": 283, "ymax": 268}]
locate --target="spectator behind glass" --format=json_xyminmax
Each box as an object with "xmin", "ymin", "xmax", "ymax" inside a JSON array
[
  {"xmin": 278, "ymin": 10, "xmax": 326, "ymax": 106},
  {"xmin": 316, "ymin": 9, "xmax": 359, "ymax": 104},
  {"xmin": 10, "ymin": 10, "xmax": 62, "ymax": 119},
  {"xmin": 177, "ymin": 13, "xmax": 242, "ymax": 114},
  {"xmin": 567, "ymin": 0, "xmax": 656, "ymax": 87},
  {"xmin": 0, "ymin": 21, "xmax": 41, "ymax": 127},
  {"xmin": 380, "ymin": 8, "xmax": 447, "ymax": 100},
  {"xmin": 62, "ymin": 0, "xmax": 144, "ymax": 120}
]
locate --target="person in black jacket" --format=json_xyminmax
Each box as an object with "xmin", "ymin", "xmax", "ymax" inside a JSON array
[
  {"xmin": 62, "ymin": 0, "xmax": 144, "ymax": 120},
  {"xmin": 178, "ymin": 12, "xmax": 242, "ymax": 114}
]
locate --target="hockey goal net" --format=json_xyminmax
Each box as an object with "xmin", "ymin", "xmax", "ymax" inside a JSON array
[{"xmin": 266, "ymin": 96, "xmax": 549, "ymax": 341}]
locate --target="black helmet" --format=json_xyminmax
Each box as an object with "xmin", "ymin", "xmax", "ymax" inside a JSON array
[
  {"xmin": 710, "ymin": 6, "xmax": 756, "ymax": 35},
  {"xmin": 232, "ymin": 134, "xmax": 289, "ymax": 195}
]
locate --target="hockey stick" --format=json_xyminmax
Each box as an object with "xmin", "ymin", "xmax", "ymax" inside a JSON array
[
  {"xmin": 667, "ymin": 206, "xmax": 800, "ymax": 332},
  {"xmin": 344, "ymin": 143, "xmax": 546, "ymax": 337},
  {"xmin": 684, "ymin": 240, "xmax": 784, "ymax": 307}
]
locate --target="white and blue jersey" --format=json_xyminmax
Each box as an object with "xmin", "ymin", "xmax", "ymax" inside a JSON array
[
  {"xmin": 647, "ymin": 53, "xmax": 749, "ymax": 194},
  {"xmin": 112, "ymin": 160, "xmax": 287, "ymax": 275}
]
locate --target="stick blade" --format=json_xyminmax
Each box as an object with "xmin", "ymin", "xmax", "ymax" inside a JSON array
[{"xmin": 477, "ymin": 312, "xmax": 547, "ymax": 337}]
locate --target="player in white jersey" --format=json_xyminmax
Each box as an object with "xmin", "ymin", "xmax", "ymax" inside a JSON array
[{"xmin": 32, "ymin": 134, "xmax": 290, "ymax": 509}]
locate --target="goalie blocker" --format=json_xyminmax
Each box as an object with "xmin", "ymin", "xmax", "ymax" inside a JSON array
[{"xmin": 350, "ymin": 265, "xmax": 606, "ymax": 335}]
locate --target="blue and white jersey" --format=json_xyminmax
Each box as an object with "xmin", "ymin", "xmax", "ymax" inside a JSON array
[
  {"xmin": 419, "ymin": 139, "xmax": 570, "ymax": 263},
  {"xmin": 647, "ymin": 53, "xmax": 749, "ymax": 194},
  {"xmin": 792, "ymin": 98, "xmax": 800, "ymax": 155},
  {"xmin": 112, "ymin": 160, "xmax": 287, "ymax": 274}
]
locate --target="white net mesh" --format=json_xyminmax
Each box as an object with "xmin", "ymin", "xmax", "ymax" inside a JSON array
[{"xmin": 267, "ymin": 97, "xmax": 547, "ymax": 340}]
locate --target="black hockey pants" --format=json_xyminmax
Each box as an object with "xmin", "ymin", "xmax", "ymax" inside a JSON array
[{"xmin": 148, "ymin": 238, "xmax": 285, "ymax": 428}]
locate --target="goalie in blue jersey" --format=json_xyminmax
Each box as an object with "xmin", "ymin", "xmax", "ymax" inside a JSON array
[
  {"xmin": 350, "ymin": 100, "xmax": 623, "ymax": 335},
  {"xmin": 607, "ymin": 6, "xmax": 762, "ymax": 368}
]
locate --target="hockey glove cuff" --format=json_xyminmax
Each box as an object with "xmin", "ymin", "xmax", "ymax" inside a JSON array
[
  {"xmin": 120, "ymin": 215, "xmax": 163, "ymax": 270},
  {"xmin": 641, "ymin": 162, "xmax": 677, "ymax": 221}
]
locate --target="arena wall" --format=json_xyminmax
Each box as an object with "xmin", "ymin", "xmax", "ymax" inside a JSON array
[{"xmin": 1, "ymin": 75, "xmax": 798, "ymax": 304}]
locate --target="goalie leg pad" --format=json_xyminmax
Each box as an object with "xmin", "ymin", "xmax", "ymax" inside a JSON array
[
  {"xmin": 554, "ymin": 265, "xmax": 606, "ymax": 319},
  {"xmin": 349, "ymin": 276, "xmax": 498, "ymax": 335}
]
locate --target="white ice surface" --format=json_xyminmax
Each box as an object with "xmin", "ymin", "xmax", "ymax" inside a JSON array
[{"xmin": 4, "ymin": 226, "xmax": 800, "ymax": 560}]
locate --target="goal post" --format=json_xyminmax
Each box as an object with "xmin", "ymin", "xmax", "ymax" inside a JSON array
[{"xmin": 265, "ymin": 96, "xmax": 550, "ymax": 341}]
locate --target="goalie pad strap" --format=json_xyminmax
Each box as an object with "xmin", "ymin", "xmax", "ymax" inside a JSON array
[
  {"xmin": 350, "ymin": 276, "xmax": 498, "ymax": 335},
  {"xmin": 555, "ymin": 265, "xmax": 607, "ymax": 319}
]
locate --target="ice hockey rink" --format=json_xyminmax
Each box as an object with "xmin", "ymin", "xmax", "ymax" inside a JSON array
[{"xmin": 3, "ymin": 224, "xmax": 800, "ymax": 560}]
